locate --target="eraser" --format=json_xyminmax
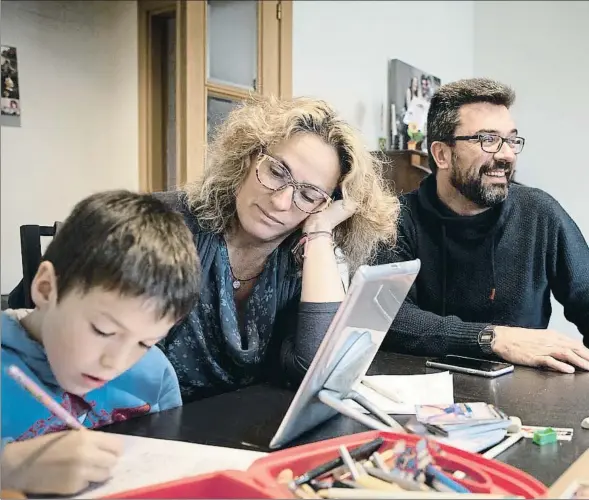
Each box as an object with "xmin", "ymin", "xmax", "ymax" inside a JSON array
[
  {"xmin": 533, "ymin": 427, "xmax": 557, "ymax": 446},
  {"xmin": 508, "ymin": 416, "xmax": 522, "ymax": 433}
]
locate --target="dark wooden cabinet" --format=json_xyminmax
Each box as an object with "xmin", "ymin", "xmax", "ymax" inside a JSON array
[{"xmin": 373, "ymin": 149, "xmax": 431, "ymax": 195}]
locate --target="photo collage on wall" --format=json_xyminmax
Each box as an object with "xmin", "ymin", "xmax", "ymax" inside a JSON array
[{"xmin": 1, "ymin": 45, "xmax": 21, "ymax": 118}]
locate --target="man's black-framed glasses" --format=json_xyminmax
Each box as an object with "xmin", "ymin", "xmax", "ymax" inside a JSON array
[
  {"xmin": 451, "ymin": 133, "xmax": 526, "ymax": 154},
  {"xmin": 255, "ymin": 152, "xmax": 333, "ymax": 214}
]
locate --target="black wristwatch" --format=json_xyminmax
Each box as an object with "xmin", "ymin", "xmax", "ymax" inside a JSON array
[{"xmin": 478, "ymin": 325, "xmax": 496, "ymax": 355}]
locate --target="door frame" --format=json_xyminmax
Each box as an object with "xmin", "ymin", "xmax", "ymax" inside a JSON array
[{"xmin": 137, "ymin": 0, "xmax": 292, "ymax": 192}]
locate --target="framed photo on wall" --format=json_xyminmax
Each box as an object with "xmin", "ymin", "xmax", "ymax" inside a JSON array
[
  {"xmin": 387, "ymin": 59, "xmax": 440, "ymax": 152},
  {"xmin": 1, "ymin": 45, "xmax": 22, "ymax": 126}
]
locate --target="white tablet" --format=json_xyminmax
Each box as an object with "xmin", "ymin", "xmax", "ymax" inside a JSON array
[{"xmin": 269, "ymin": 259, "xmax": 421, "ymax": 449}]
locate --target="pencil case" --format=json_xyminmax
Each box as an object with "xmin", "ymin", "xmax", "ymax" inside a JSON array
[{"xmin": 103, "ymin": 430, "xmax": 548, "ymax": 499}]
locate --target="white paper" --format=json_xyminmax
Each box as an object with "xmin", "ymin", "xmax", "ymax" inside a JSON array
[
  {"xmin": 349, "ymin": 371, "xmax": 454, "ymax": 414},
  {"xmin": 520, "ymin": 425, "xmax": 574, "ymax": 441},
  {"xmin": 72, "ymin": 434, "xmax": 267, "ymax": 498}
]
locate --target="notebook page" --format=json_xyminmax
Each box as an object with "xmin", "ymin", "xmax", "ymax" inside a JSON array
[{"xmin": 71, "ymin": 434, "xmax": 267, "ymax": 498}]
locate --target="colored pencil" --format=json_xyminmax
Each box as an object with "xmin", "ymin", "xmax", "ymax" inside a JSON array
[{"xmin": 7, "ymin": 364, "xmax": 84, "ymax": 430}]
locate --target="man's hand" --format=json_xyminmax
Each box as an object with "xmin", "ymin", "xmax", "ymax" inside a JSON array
[
  {"xmin": 492, "ymin": 326, "xmax": 589, "ymax": 373},
  {"xmin": 1, "ymin": 429, "xmax": 123, "ymax": 496}
]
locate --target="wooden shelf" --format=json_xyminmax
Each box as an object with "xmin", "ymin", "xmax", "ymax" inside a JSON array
[
  {"xmin": 380, "ymin": 148, "xmax": 428, "ymax": 157},
  {"xmin": 372, "ymin": 149, "xmax": 431, "ymax": 194}
]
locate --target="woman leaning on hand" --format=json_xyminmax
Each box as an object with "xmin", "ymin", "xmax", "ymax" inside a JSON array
[{"xmin": 157, "ymin": 95, "xmax": 400, "ymax": 402}]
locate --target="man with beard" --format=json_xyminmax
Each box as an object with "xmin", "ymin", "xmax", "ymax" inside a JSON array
[{"xmin": 377, "ymin": 78, "xmax": 589, "ymax": 373}]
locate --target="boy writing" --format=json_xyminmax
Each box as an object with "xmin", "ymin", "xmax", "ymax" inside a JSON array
[{"xmin": 1, "ymin": 190, "xmax": 200, "ymax": 496}]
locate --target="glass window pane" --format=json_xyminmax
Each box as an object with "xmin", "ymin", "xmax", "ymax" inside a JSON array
[
  {"xmin": 207, "ymin": 0, "xmax": 257, "ymax": 90},
  {"xmin": 207, "ymin": 95, "xmax": 241, "ymax": 142}
]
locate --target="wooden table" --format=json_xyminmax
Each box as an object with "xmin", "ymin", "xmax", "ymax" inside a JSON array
[{"xmin": 103, "ymin": 352, "xmax": 589, "ymax": 486}]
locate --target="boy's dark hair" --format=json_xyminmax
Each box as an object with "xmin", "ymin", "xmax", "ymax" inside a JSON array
[
  {"xmin": 427, "ymin": 78, "xmax": 516, "ymax": 175},
  {"xmin": 42, "ymin": 190, "xmax": 199, "ymax": 320}
]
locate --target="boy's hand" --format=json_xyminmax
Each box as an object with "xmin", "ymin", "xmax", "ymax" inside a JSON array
[{"xmin": 1, "ymin": 429, "xmax": 123, "ymax": 495}]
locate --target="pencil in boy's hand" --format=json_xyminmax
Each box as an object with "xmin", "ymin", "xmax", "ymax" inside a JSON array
[{"xmin": 6, "ymin": 365, "xmax": 84, "ymax": 430}]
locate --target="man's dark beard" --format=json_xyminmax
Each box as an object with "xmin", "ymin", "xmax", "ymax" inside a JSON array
[{"xmin": 449, "ymin": 154, "xmax": 513, "ymax": 208}]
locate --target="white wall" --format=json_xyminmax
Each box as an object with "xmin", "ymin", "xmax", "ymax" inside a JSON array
[
  {"xmin": 292, "ymin": 1, "xmax": 475, "ymax": 150},
  {"xmin": 293, "ymin": 0, "xmax": 588, "ymax": 338},
  {"xmin": 0, "ymin": 0, "xmax": 139, "ymax": 293},
  {"xmin": 474, "ymin": 1, "xmax": 589, "ymax": 339}
]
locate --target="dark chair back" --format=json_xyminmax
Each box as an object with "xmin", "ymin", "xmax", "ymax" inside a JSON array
[{"xmin": 8, "ymin": 223, "xmax": 61, "ymax": 309}]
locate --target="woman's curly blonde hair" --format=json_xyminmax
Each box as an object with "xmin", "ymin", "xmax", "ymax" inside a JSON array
[{"xmin": 185, "ymin": 95, "xmax": 399, "ymax": 272}]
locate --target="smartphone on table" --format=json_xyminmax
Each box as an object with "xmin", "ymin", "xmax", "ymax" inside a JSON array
[{"xmin": 425, "ymin": 355, "xmax": 514, "ymax": 377}]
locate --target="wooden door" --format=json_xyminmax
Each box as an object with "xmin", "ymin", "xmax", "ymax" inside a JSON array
[{"xmin": 138, "ymin": 0, "xmax": 292, "ymax": 192}]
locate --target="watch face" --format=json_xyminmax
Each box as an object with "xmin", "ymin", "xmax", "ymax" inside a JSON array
[
  {"xmin": 480, "ymin": 332, "xmax": 493, "ymax": 344},
  {"xmin": 478, "ymin": 328, "xmax": 495, "ymax": 353}
]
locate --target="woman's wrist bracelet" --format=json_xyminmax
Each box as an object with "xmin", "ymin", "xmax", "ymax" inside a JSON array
[
  {"xmin": 304, "ymin": 230, "xmax": 333, "ymax": 240},
  {"xmin": 292, "ymin": 230, "xmax": 334, "ymax": 258}
]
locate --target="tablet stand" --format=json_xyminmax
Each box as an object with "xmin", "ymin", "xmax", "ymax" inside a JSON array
[
  {"xmin": 318, "ymin": 388, "xmax": 404, "ymax": 432},
  {"xmin": 317, "ymin": 330, "xmax": 404, "ymax": 432}
]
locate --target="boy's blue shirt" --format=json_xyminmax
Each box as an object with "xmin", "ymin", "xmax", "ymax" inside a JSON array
[{"xmin": 1, "ymin": 311, "xmax": 181, "ymax": 444}]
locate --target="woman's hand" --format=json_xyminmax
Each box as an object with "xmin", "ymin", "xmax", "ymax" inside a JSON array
[
  {"xmin": 303, "ymin": 199, "xmax": 358, "ymax": 233},
  {"xmin": 300, "ymin": 199, "xmax": 357, "ymax": 303}
]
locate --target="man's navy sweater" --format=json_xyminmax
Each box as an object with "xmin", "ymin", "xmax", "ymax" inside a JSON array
[{"xmin": 377, "ymin": 175, "xmax": 589, "ymax": 356}]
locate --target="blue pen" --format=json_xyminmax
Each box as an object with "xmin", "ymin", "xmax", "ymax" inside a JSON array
[{"xmin": 426, "ymin": 464, "xmax": 471, "ymax": 493}]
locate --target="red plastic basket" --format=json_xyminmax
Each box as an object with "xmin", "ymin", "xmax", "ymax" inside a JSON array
[
  {"xmin": 249, "ymin": 430, "xmax": 547, "ymax": 499},
  {"xmin": 102, "ymin": 470, "xmax": 282, "ymax": 499},
  {"xmin": 103, "ymin": 430, "xmax": 548, "ymax": 499}
]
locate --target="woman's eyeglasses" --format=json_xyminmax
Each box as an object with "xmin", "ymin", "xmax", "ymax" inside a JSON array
[{"xmin": 255, "ymin": 153, "xmax": 333, "ymax": 214}]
